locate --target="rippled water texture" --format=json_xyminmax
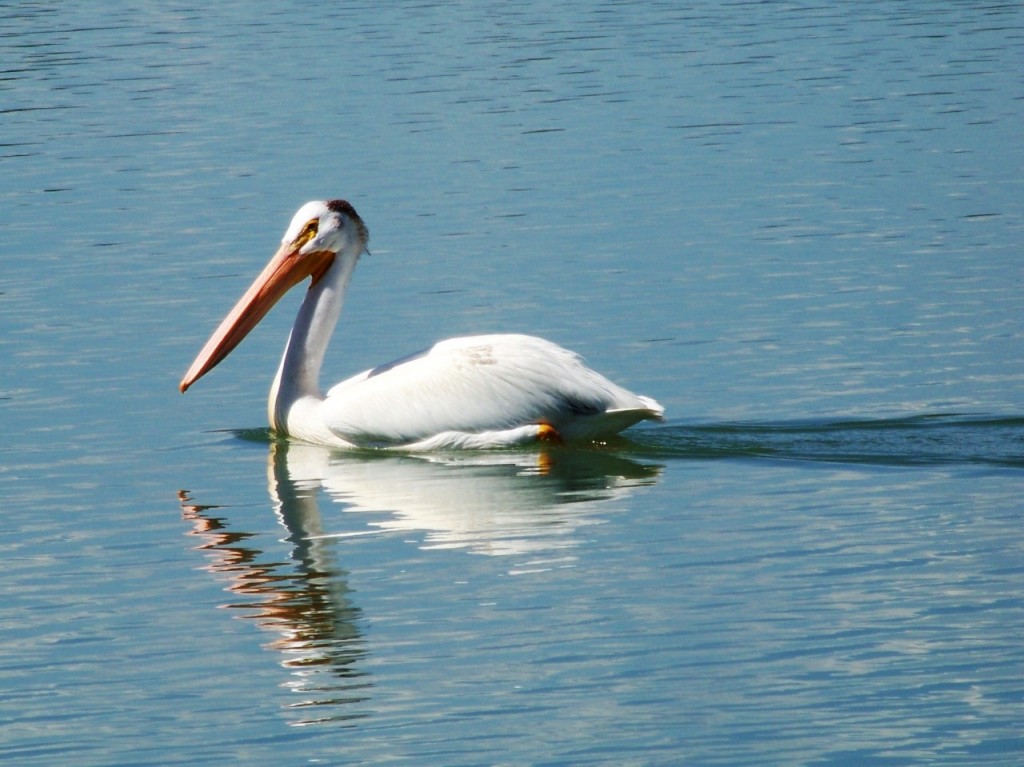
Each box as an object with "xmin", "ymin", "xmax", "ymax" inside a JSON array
[{"xmin": 2, "ymin": 2, "xmax": 1022, "ymax": 765}]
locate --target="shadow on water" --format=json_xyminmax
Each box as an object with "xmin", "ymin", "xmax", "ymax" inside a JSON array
[{"xmin": 626, "ymin": 413, "xmax": 1024, "ymax": 470}]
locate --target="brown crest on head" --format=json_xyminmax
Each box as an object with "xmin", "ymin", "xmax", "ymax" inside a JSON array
[{"xmin": 327, "ymin": 199, "xmax": 369, "ymax": 248}]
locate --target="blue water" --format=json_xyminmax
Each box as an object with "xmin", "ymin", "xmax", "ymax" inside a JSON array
[{"xmin": 2, "ymin": 2, "xmax": 1023, "ymax": 765}]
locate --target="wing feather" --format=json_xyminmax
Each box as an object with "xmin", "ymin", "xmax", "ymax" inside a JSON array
[{"xmin": 322, "ymin": 334, "xmax": 660, "ymax": 446}]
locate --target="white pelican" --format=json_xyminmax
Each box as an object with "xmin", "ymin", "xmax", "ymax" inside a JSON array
[{"xmin": 180, "ymin": 200, "xmax": 664, "ymax": 449}]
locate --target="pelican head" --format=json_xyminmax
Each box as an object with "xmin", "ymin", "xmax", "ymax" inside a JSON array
[
  {"xmin": 179, "ymin": 199, "xmax": 369, "ymax": 393},
  {"xmin": 283, "ymin": 199, "xmax": 370, "ymax": 260}
]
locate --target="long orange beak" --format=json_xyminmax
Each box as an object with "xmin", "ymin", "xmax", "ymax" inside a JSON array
[{"xmin": 179, "ymin": 242, "xmax": 335, "ymax": 392}]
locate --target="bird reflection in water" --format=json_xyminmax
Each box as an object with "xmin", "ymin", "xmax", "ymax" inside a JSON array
[
  {"xmin": 181, "ymin": 438, "xmax": 663, "ymax": 725},
  {"xmin": 179, "ymin": 443, "xmax": 370, "ymax": 727},
  {"xmin": 278, "ymin": 441, "xmax": 663, "ymax": 563}
]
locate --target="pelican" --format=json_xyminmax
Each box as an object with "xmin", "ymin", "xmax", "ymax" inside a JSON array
[{"xmin": 180, "ymin": 200, "xmax": 664, "ymax": 449}]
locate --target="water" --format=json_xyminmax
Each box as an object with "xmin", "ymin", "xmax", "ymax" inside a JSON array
[{"xmin": 2, "ymin": 2, "xmax": 1023, "ymax": 765}]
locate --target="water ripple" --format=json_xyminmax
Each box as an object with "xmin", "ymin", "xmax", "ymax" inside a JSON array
[{"xmin": 632, "ymin": 413, "xmax": 1024, "ymax": 469}]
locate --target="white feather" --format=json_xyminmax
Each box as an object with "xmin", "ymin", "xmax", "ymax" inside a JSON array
[{"xmin": 321, "ymin": 334, "xmax": 663, "ymax": 447}]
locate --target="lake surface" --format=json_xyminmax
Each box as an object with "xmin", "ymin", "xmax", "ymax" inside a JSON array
[{"xmin": 2, "ymin": 2, "xmax": 1023, "ymax": 765}]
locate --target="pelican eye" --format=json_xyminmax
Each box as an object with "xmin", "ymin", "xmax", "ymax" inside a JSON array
[{"xmin": 295, "ymin": 219, "xmax": 319, "ymax": 247}]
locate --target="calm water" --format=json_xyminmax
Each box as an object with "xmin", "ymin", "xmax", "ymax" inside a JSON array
[{"xmin": 2, "ymin": 2, "xmax": 1023, "ymax": 765}]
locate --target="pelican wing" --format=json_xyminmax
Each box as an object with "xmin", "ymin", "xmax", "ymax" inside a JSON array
[{"xmin": 322, "ymin": 334, "xmax": 662, "ymax": 447}]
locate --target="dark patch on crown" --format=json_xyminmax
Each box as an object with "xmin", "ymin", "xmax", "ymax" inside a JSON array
[{"xmin": 327, "ymin": 198, "xmax": 370, "ymax": 245}]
